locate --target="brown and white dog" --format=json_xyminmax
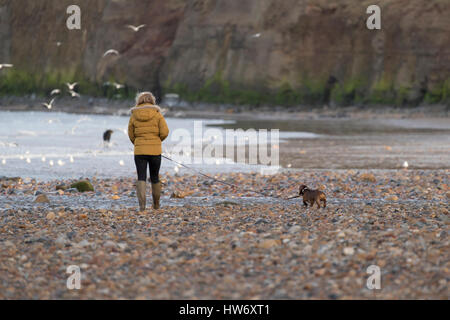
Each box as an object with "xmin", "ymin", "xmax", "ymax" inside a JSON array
[{"xmin": 299, "ymin": 185, "xmax": 327, "ymax": 208}]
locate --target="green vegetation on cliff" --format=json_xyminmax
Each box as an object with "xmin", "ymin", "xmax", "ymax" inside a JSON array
[
  {"xmin": 330, "ymin": 78, "xmax": 367, "ymax": 105},
  {"xmin": 165, "ymin": 73, "xmax": 450, "ymax": 107},
  {"xmin": 424, "ymin": 80, "xmax": 450, "ymax": 104},
  {"xmin": 166, "ymin": 73, "xmax": 328, "ymax": 106},
  {"xmin": 1, "ymin": 69, "xmax": 449, "ymax": 107}
]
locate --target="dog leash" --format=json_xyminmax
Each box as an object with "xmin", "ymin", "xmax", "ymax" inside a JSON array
[{"xmin": 161, "ymin": 155, "xmax": 291, "ymax": 200}]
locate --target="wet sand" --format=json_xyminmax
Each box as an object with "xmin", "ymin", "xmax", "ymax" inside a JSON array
[{"xmin": 214, "ymin": 117, "xmax": 450, "ymax": 170}]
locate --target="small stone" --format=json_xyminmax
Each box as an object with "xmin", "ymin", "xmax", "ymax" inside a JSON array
[
  {"xmin": 117, "ymin": 243, "xmax": 127, "ymax": 250},
  {"xmin": 104, "ymin": 240, "xmax": 117, "ymax": 249},
  {"xmin": 255, "ymin": 218, "xmax": 269, "ymax": 225},
  {"xmin": 328, "ymin": 293, "xmax": 339, "ymax": 300},
  {"xmin": 315, "ymin": 268, "xmax": 326, "ymax": 276},
  {"xmin": 56, "ymin": 184, "xmax": 68, "ymax": 191},
  {"xmin": 46, "ymin": 212, "xmax": 56, "ymax": 220},
  {"xmin": 259, "ymin": 239, "xmax": 281, "ymax": 249},
  {"xmin": 171, "ymin": 192, "xmax": 185, "ymax": 199},
  {"xmin": 76, "ymin": 240, "xmax": 91, "ymax": 248},
  {"xmin": 158, "ymin": 237, "xmax": 172, "ymax": 244},
  {"xmin": 386, "ymin": 195, "xmax": 399, "ymax": 201},
  {"xmin": 359, "ymin": 173, "xmax": 376, "ymax": 183},
  {"xmin": 55, "ymin": 235, "xmax": 67, "ymax": 247},
  {"xmin": 144, "ymin": 238, "xmax": 156, "ymax": 246},
  {"xmin": 288, "ymin": 225, "xmax": 301, "ymax": 233},
  {"xmin": 343, "ymin": 247, "xmax": 355, "ymax": 255},
  {"xmin": 303, "ymin": 245, "xmax": 313, "ymax": 255},
  {"xmin": 34, "ymin": 194, "xmax": 50, "ymax": 203},
  {"xmin": 4, "ymin": 241, "xmax": 15, "ymax": 248}
]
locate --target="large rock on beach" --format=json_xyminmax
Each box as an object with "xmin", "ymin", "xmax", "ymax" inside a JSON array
[{"xmin": 70, "ymin": 180, "xmax": 94, "ymax": 193}]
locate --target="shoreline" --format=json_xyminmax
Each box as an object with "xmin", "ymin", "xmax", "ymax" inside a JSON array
[
  {"xmin": 0, "ymin": 103, "xmax": 449, "ymax": 181},
  {"xmin": 2, "ymin": 167, "xmax": 450, "ymax": 185}
]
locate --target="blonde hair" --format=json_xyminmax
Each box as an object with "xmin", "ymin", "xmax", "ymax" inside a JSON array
[{"xmin": 135, "ymin": 91, "xmax": 156, "ymax": 106}]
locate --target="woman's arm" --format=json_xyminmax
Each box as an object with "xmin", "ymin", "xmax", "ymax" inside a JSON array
[
  {"xmin": 128, "ymin": 116, "xmax": 135, "ymax": 144},
  {"xmin": 159, "ymin": 115, "xmax": 169, "ymax": 142}
]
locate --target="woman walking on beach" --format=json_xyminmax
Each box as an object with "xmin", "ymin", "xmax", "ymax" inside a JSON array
[{"xmin": 128, "ymin": 92, "xmax": 169, "ymax": 211}]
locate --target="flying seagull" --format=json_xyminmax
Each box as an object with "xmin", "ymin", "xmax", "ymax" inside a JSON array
[
  {"xmin": 126, "ymin": 24, "xmax": 146, "ymax": 32},
  {"xmin": 66, "ymin": 82, "xmax": 78, "ymax": 90},
  {"xmin": 251, "ymin": 33, "xmax": 261, "ymax": 38},
  {"xmin": 104, "ymin": 82, "xmax": 125, "ymax": 90},
  {"xmin": 50, "ymin": 89, "xmax": 61, "ymax": 96},
  {"xmin": 42, "ymin": 98, "xmax": 56, "ymax": 110},
  {"xmin": 68, "ymin": 90, "xmax": 80, "ymax": 98},
  {"xmin": 0, "ymin": 64, "xmax": 13, "ymax": 70},
  {"xmin": 103, "ymin": 49, "xmax": 119, "ymax": 57},
  {"xmin": 113, "ymin": 82, "xmax": 125, "ymax": 90}
]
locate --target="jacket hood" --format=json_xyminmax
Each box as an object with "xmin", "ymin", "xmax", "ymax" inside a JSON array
[{"xmin": 130, "ymin": 104, "xmax": 161, "ymax": 121}]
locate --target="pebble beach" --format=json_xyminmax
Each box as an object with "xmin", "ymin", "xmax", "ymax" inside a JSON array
[{"xmin": 0, "ymin": 169, "xmax": 448, "ymax": 299}]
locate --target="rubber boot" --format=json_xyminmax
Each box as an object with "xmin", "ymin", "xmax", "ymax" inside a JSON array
[
  {"xmin": 151, "ymin": 182, "xmax": 161, "ymax": 209},
  {"xmin": 136, "ymin": 181, "xmax": 146, "ymax": 211}
]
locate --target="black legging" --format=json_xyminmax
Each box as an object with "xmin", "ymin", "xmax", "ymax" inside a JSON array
[{"xmin": 134, "ymin": 155, "xmax": 161, "ymax": 183}]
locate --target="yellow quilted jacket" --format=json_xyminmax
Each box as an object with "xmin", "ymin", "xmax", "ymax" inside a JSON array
[{"xmin": 128, "ymin": 104, "xmax": 169, "ymax": 155}]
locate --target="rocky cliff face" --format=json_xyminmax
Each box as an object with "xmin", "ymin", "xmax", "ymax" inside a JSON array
[{"xmin": 0, "ymin": 0, "xmax": 449, "ymax": 106}]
